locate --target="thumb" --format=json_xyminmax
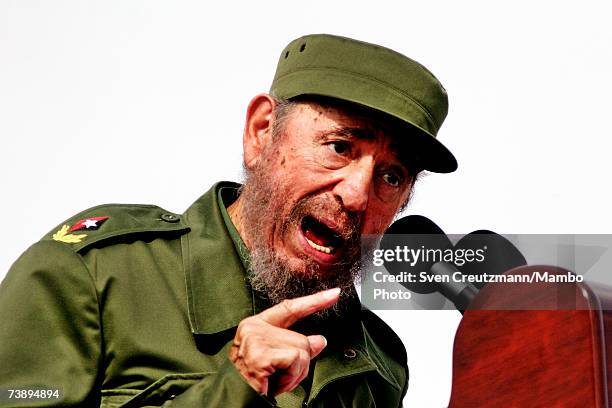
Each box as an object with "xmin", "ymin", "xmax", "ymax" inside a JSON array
[{"xmin": 307, "ymin": 335, "xmax": 327, "ymax": 359}]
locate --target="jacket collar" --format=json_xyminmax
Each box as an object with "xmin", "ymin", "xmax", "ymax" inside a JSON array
[
  {"xmin": 181, "ymin": 182, "xmax": 401, "ymax": 393},
  {"xmin": 182, "ymin": 181, "xmax": 254, "ymax": 334}
]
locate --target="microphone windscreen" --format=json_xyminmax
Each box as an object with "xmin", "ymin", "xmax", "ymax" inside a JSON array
[
  {"xmin": 453, "ymin": 230, "xmax": 527, "ymax": 289},
  {"xmin": 380, "ymin": 215, "xmax": 453, "ymax": 294}
]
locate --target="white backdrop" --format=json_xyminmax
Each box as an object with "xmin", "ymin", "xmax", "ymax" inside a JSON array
[{"xmin": 2, "ymin": 1, "xmax": 611, "ymax": 406}]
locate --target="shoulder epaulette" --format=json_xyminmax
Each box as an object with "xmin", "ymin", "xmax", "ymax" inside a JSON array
[{"xmin": 42, "ymin": 203, "xmax": 189, "ymax": 252}]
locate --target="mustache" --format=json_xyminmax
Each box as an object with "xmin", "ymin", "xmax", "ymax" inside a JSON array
[{"xmin": 283, "ymin": 194, "xmax": 362, "ymax": 244}]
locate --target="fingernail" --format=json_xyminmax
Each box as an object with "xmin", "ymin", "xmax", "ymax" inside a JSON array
[
  {"xmin": 323, "ymin": 288, "xmax": 341, "ymax": 299},
  {"xmin": 322, "ymin": 336, "xmax": 328, "ymax": 348}
]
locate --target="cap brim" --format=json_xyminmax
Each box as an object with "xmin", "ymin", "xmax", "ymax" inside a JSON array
[
  {"xmin": 283, "ymin": 92, "xmax": 458, "ymax": 173},
  {"xmin": 406, "ymin": 127, "xmax": 458, "ymax": 173}
]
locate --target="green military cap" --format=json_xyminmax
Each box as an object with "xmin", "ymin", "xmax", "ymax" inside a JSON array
[{"xmin": 270, "ymin": 34, "xmax": 457, "ymax": 173}]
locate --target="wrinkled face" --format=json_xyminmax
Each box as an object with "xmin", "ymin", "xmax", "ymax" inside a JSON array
[{"xmin": 237, "ymin": 97, "xmax": 415, "ymax": 303}]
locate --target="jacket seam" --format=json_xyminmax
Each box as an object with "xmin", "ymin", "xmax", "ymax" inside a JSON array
[
  {"xmin": 180, "ymin": 213, "xmax": 199, "ymax": 333},
  {"xmin": 52, "ymin": 241, "xmax": 105, "ymax": 396}
]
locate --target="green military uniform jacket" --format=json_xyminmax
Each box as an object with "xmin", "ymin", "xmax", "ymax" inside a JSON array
[{"xmin": 0, "ymin": 182, "xmax": 408, "ymax": 407}]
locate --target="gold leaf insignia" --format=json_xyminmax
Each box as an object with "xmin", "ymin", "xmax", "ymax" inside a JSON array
[{"xmin": 52, "ymin": 224, "xmax": 87, "ymax": 244}]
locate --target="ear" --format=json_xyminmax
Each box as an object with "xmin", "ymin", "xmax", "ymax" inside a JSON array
[{"xmin": 242, "ymin": 93, "xmax": 276, "ymax": 169}]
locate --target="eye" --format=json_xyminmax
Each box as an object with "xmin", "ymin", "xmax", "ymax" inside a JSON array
[
  {"xmin": 382, "ymin": 172, "xmax": 401, "ymax": 187},
  {"xmin": 328, "ymin": 141, "xmax": 350, "ymax": 155}
]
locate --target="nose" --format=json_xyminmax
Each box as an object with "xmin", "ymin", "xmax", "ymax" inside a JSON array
[{"xmin": 332, "ymin": 159, "xmax": 374, "ymax": 212}]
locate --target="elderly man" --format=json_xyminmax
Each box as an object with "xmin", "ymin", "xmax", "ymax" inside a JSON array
[{"xmin": 0, "ymin": 34, "xmax": 455, "ymax": 407}]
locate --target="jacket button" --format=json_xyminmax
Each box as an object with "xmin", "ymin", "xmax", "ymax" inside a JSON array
[
  {"xmin": 161, "ymin": 213, "xmax": 180, "ymax": 223},
  {"xmin": 343, "ymin": 347, "xmax": 357, "ymax": 359}
]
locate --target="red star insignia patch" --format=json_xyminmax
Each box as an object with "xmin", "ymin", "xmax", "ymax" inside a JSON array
[{"xmin": 69, "ymin": 216, "xmax": 110, "ymax": 232}]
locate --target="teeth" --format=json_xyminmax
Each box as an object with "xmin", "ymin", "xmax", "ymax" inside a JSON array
[{"xmin": 305, "ymin": 237, "xmax": 334, "ymax": 254}]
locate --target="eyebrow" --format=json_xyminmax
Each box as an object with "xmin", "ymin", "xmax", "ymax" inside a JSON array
[{"xmin": 327, "ymin": 126, "xmax": 377, "ymax": 141}]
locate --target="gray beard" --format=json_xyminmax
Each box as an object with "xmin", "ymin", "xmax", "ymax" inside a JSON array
[
  {"xmin": 238, "ymin": 165, "xmax": 365, "ymax": 319},
  {"xmin": 248, "ymin": 248, "xmax": 361, "ymax": 319}
]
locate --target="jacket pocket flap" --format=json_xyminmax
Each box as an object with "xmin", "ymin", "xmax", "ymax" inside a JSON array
[{"xmin": 114, "ymin": 373, "xmax": 211, "ymax": 407}]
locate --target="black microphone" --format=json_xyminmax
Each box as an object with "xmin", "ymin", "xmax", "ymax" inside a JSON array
[
  {"xmin": 453, "ymin": 230, "xmax": 527, "ymax": 289},
  {"xmin": 380, "ymin": 215, "xmax": 478, "ymax": 312}
]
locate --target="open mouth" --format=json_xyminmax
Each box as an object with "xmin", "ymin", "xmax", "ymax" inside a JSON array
[{"xmin": 300, "ymin": 216, "xmax": 343, "ymax": 255}]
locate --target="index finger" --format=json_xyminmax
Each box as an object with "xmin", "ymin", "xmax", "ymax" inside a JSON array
[{"xmin": 258, "ymin": 288, "xmax": 341, "ymax": 328}]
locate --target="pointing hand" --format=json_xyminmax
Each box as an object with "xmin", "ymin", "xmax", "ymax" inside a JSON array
[{"xmin": 229, "ymin": 288, "xmax": 341, "ymax": 396}]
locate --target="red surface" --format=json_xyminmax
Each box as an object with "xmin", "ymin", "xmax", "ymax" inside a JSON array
[{"xmin": 448, "ymin": 266, "xmax": 608, "ymax": 408}]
